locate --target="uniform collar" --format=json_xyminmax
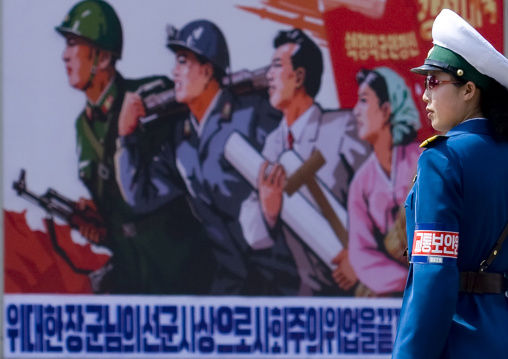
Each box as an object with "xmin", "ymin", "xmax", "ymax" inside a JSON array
[
  {"xmin": 85, "ymin": 74, "xmax": 118, "ymax": 121},
  {"xmin": 283, "ymin": 103, "xmax": 320, "ymax": 145},
  {"xmin": 190, "ymin": 89, "xmax": 223, "ymax": 137},
  {"xmin": 446, "ymin": 118, "xmax": 492, "ymax": 137}
]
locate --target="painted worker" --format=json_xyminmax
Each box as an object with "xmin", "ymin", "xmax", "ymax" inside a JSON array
[
  {"xmin": 115, "ymin": 19, "xmax": 301, "ymax": 295},
  {"xmin": 238, "ymin": 28, "xmax": 371, "ymax": 295}
]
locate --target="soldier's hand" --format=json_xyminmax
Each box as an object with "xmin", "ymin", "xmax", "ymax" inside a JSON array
[
  {"xmin": 76, "ymin": 197, "xmax": 97, "ymax": 211},
  {"xmin": 258, "ymin": 161, "xmax": 286, "ymax": 228},
  {"xmin": 76, "ymin": 197, "xmax": 102, "ymax": 222},
  {"xmin": 119, "ymin": 92, "xmax": 146, "ymax": 136},
  {"xmin": 76, "ymin": 198, "xmax": 106, "ymax": 244},
  {"xmin": 79, "ymin": 222, "xmax": 106, "ymax": 245},
  {"xmin": 332, "ymin": 249, "xmax": 359, "ymax": 291}
]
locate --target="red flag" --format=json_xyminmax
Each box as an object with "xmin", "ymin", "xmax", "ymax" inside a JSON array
[{"xmin": 4, "ymin": 210, "xmax": 110, "ymax": 293}]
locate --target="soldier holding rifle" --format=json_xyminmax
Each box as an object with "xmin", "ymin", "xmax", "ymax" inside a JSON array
[{"xmin": 55, "ymin": 0, "xmax": 212, "ymax": 294}]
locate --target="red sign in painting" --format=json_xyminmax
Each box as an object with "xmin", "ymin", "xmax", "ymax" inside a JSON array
[{"xmin": 323, "ymin": 0, "xmax": 505, "ymax": 142}]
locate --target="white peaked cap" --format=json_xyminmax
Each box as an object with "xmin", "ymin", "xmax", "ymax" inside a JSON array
[{"xmin": 412, "ymin": 9, "xmax": 508, "ymax": 90}]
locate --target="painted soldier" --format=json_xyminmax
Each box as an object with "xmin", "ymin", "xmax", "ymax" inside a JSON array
[
  {"xmin": 56, "ymin": 0, "xmax": 214, "ymax": 294},
  {"xmin": 115, "ymin": 19, "xmax": 300, "ymax": 295}
]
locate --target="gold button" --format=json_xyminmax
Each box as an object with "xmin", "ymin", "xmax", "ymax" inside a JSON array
[{"xmin": 457, "ymin": 69, "xmax": 464, "ymax": 76}]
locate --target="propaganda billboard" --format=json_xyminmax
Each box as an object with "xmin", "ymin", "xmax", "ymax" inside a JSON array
[{"xmin": 2, "ymin": 0, "xmax": 504, "ymax": 357}]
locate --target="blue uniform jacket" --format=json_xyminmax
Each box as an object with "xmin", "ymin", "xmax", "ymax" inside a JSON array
[
  {"xmin": 116, "ymin": 88, "xmax": 300, "ymax": 295},
  {"xmin": 392, "ymin": 119, "xmax": 508, "ymax": 358}
]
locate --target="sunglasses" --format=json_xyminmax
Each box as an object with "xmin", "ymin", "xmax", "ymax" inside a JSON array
[{"xmin": 425, "ymin": 75, "xmax": 463, "ymax": 90}]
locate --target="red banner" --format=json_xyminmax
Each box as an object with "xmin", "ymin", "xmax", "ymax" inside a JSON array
[{"xmin": 324, "ymin": 0, "xmax": 505, "ymax": 141}]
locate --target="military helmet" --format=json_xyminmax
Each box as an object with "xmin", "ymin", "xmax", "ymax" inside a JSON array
[
  {"xmin": 166, "ymin": 19, "xmax": 230, "ymax": 75},
  {"xmin": 55, "ymin": 0, "xmax": 123, "ymax": 58}
]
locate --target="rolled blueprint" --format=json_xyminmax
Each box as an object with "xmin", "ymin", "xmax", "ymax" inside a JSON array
[
  {"xmin": 224, "ymin": 131, "xmax": 344, "ymax": 269},
  {"xmin": 279, "ymin": 150, "xmax": 348, "ymax": 234}
]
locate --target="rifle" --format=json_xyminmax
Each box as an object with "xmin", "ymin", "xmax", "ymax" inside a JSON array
[
  {"xmin": 138, "ymin": 65, "xmax": 270, "ymax": 125},
  {"xmin": 13, "ymin": 169, "xmax": 107, "ymax": 244}
]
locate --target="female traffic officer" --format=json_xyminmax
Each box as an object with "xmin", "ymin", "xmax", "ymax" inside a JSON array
[{"xmin": 392, "ymin": 9, "xmax": 508, "ymax": 359}]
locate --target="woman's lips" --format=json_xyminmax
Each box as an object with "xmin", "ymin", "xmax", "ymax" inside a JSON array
[{"xmin": 426, "ymin": 108, "xmax": 433, "ymax": 119}]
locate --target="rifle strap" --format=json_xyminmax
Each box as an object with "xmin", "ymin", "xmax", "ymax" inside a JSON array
[
  {"xmin": 80, "ymin": 116, "xmax": 110, "ymax": 197},
  {"xmin": 44, "ymin": 217, "xmax": 92, "ymax": 275},
  {"xmin": 479, "ymin": 218, "xmax": 508, "ymax": 272},
  {"xmin": 81, "ymin": 117, "xmax": 105, "ymax": 160}
]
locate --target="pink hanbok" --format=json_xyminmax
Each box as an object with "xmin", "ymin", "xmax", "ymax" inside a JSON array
[{"xmin": 348, "ymin": 142, "xmax": 421, "ymax": 294}]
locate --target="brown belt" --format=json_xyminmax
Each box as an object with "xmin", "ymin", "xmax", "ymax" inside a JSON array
[{"xmin": 459, "ymin": 271, "xmax": 508, "ymax": 294}]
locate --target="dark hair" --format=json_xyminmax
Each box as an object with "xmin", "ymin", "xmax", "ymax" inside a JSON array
[
  {"xmin": 273, "ymin": 29, "xmax": 323, "ymax": 98},
  {"xmin": 449, "ymin": 72, "xmax": 469, "ymax": 89},
  {"xmin": 448, "ymin": 72, "xmax": 508, "ymax": 140},
  {"xmin": 356, "ymin": 69, "xmax": 389, "ymax": 106},
  {"xmin": 356, "ymin": 68, "xmax": 419, "ymax": 145},
  {"xmin": 480, "ymin": 79, "xmax": 508, "ymax": 140},
  {"xmin": 195, "ymin": 52, "xmax": 225, "ymax": 85}
]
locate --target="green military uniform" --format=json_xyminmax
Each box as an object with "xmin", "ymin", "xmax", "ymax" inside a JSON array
[
  {"xmin": 57, "ymin": 0, "xmax": 214, "ymax": 294},
  {"xmin": 76, "ymin": 73, "xmax": 214, "ymax": 294}
]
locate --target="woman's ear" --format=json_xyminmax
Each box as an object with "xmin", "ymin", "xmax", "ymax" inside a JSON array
[
  {"xmin": 463, "ymin": 81, "xmax": 478, "ymax": 101},
  {"xmin": 381, "ymin": 101, "xmax": 392, "ymax": 121}
]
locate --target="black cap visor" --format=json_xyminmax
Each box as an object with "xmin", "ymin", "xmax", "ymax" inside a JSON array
[
  {"xmin": 166, "ymin": 40, "xmax": 206, "ymax": 60},
  {"xmin": 411, "ymin": 64, "xmax": 443, "ymax": 75},
  {"xmin": 166, "ymin": 40, "xmax": 188, "ymax": 53},
  {"xmin": 411, "ymin": 59, "xmax": 460, "ymax": 76}
]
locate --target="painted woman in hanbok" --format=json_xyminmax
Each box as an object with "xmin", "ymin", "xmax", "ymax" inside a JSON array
[{"xmin": 346, "ymin": 67, "xmax": 421, "ymax": 296}]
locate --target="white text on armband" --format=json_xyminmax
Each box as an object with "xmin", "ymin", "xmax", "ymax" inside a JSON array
[{"xmin": 412, "ymin": 230, "xmax": 459, "ymax": 262}]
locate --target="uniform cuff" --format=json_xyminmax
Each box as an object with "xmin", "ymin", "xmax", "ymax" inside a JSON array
[{"xmin": 116, "ymin": 134, "xmax": 138, "ymax": 148}]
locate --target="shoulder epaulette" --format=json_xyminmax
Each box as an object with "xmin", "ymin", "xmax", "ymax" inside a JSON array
[{"xmin": 419, "ymin": 135, "xmax": 447, "ymax": 148}]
